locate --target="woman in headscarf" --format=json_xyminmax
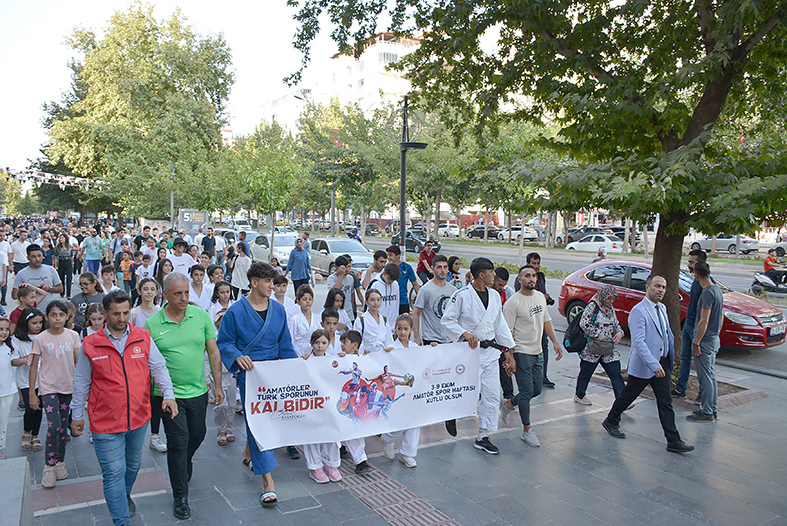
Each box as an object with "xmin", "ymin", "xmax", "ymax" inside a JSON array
[{"xmin": 573, "ymin": 284, "xmax": 626, "ymax": 405}]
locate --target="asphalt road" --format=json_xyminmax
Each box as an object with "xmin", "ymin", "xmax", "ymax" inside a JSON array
[{"xmin": 358, "ymin": 236, "xmax": 787, "ymax": 375}]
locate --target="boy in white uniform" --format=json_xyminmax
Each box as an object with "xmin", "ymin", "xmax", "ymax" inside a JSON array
[{"xmin": 441, "ymin": 257, "xmax": 515, "ymax": 455}]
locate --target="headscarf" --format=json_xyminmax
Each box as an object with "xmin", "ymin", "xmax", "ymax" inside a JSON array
[{"xmin": 590, "ymin": 284, "xmax": 618, "ymax": 317}]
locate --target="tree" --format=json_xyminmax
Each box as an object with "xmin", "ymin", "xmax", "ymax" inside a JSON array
[
  {"xmin": 46, "ymin": 3, "xmax": 234, "ymax": 218},
  {"xmin": 289, "ymin": 0, "xmax": 787, "ymax": 332}
]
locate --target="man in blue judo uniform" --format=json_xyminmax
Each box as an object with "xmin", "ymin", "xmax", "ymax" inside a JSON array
[{"xmin": 217, "ymin": 262, "xmax": 297, "ymax": 507}]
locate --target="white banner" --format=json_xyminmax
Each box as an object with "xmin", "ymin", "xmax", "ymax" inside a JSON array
[{"xmin": 244, "ymin": 343, "xmax": 479, "ymax": 450}]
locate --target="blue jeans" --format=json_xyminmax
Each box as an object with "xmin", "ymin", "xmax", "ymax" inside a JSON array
[
  {"xmin": 674, "ymin": 327, "xmax": 694, "ymax": 393},
  {"xmin": 86, "ymin": 259, "xmax": 101, "ymax": 276},
  {"xmin": 695, "ymin": 338, "xmax": 719, "ymax": 415},
  {"xmin": 575, "ymin": 358, "xmax": 625, "ymax": 399},
  {"xmin": 510, "ymin": 353, "xmax": 543, "ymax": 426},
  {"xmin": 92, "ymin": 423, "xmax": 149, "ymax": 526}
]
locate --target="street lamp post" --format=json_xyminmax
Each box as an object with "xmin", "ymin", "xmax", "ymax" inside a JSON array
[
  {"xmin": 388, "ymin": 96, "xmax": 427, "ymax": 256},
  {"xmin": 170, "ymin": 165, "xmax": 175, "ymax": 230}
]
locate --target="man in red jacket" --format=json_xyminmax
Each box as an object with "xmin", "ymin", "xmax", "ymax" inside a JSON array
[{"xmin": 71, "ymin": 290, "xmax": 177, "ymax": 526}]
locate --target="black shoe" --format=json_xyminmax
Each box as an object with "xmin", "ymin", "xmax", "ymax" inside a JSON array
[
  {"xmin": 286, "ymin": 446, "xmax": 300, "ymax": 459},
  {"xmin": 543, "ymin": 378, "xmax": 556, "ymax": 388},
  {"xmin": 473, "ymin": 437, "xmax": 500, "ymax": 455},
  {"xmin": 670, "ymin": 389, "xmax": 686, "ymax": 398},
  {"xmin": 173, "ymin": 497, "xmax": 190, "ymax": 520},
  {"xmin": 686, "ymin": 411, "xmax": 715, "ymax": 422},
  {"xmin": 667, "ymin": 441, "xmax": 695, "ymax": 454},
  {"xmin": 445, "ymin": 419, "xmax": 457, "ymax": 437},
  {"xmin": 354, "ymin": 460, "xmax": 373, "ymax": 475},
  {"xmin": 127, "ymin": 495, "xmax": 136, "ymax": 518},
  {"xmin": 602, "ymin": 418, "xmax": 626, "ymax": 439},
  {"xmin": 0, "ymin": 301, "xmax": 6, "ymax": 306},
  {"xmin": 339, "ymin": 445, "xmax": 350, "ymax": 459}
]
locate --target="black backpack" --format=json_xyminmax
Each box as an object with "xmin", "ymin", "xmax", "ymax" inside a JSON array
[{"xmin": 563, "ymin": 303, "xmax": 598, "ymax": 353}]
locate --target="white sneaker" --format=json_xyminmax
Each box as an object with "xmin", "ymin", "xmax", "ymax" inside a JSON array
[
  {"xmin": 574, "ymin": 395, "xmax": 592, "ymax": 406},
  {"xmin": 149, "ymin": 434, "xmax": 168, "ymax": 453},
  {"xmin": 500, "ymin": 398, "xmax": 514, "ymax": 424},
  {"xmin": 382, "ymin": 440, "xmax": 396, "ymax": 460},
  {"xmin": 521, "ymin": 429, "xmax": 540, "ymax": 447},
  {"xmin": 399, "ymin": 455, "xmax": 417, "ymax": 468}
]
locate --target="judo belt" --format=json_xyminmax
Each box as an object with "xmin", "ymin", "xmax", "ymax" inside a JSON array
[{"xmin": 479, "ymin": 340, "xmax": 507, "ymax": 353}]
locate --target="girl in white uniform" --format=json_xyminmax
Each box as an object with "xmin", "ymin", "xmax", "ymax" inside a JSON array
[
  {"xmin": 380, "ymin": 314, "xmax": 434, "ymax": 468},
  {"xmin": 288, "ymin": 285, "xmax": 322, "ymax": 357},
  {"xmin": 301, "ymin": 330, "xmax": 342, "ymax": 483},
  {"xmin": 353, "ymin": 289, "xmax": 393, "ymax": 354},
  {"xmin": 207, "ymin": 280, "xmax": 234, "ymax": 321}
]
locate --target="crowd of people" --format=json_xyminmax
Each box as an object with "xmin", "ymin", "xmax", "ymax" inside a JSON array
[{"xmin": 0, "ymin": 217, "xmax": 725, "ymax": 526}]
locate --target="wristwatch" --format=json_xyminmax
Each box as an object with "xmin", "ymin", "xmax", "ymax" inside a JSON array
[{"xmin": 692, "ymin": 342, "xmax": 700, "ymax": 347}]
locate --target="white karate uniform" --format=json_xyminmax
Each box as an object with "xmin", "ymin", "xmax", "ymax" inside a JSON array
[
  {"xmin": 326, "ymin": 334, "xmax": 342, "ymax": 356},
  {"xmin": 441, "ymin": 284, "xmax": 515, "ymax": 433},
  {"xmin": 382, "ymin": 338, "xmax": 421, "ymax": 457},
  {"xmin": 343, "ymin": 438, "xmax": 367, "ymax": 464},
  {"xmin": 189, "ymin": 282, "xmax": 213, "ymax": 311},
  {"xmin": 336, "ymin": 309, "xmax": 352, "ymax": 336},
  {"xmin": 371, "ymin": 279, "xmax": 399, "ymax": 332},
  {"xmin": 302, "ymin": 441, "xmax": 341, "ymax": 471},
  {"xmin": 207, "ymin": 299, "xmax": 234, "ymax": 322},
  {"xmin": 353, "ymin": 311, "xmax": 393, "ymax": 353},
  {"xmin": 271, "ymin": 294, "xmax": 297, "ymax": 317},
  {"xmin": 288, "ymin": 309, "xmax": 322, "ymax": 357}
]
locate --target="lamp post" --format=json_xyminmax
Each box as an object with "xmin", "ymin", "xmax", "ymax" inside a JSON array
[
  {"xmin": 170, "ymin": 165, "xmax": 175, "ymax": 230},
  {"xmin": 387, "ymin": 96, "xmax": 427, "ymax": 256}
]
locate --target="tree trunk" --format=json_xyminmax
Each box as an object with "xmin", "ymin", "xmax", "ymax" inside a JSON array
[
  {"xmin": 643, "ymin": 224, "xmax": 649, "ymax": 257},
  {"xmin": 518, "ymin": 210, "xmax": 527, "ymax": 265},
  {"xmin": 711, "ymin": 234, "xmax": 717, "ymax": 255},
  {"xmin": 360, "ymin": 203, "xmax": 367, "ymax": 244},
  {"xmin": 507, "ymin": 211, "xmax": 513, "ymax": 243},
  {"xmin": 484, "ymin": 208, "xmax": 490, "ymax": 243},
  {"xmin": 651, "ymin": 212, "xmax": 689, "ymax": 342},
  {"xmin": 623, "ymin": 218, "xmax": 630, "ymax": 254},
  {"xmin": 433, "ymin": 189, "xmax": 442, "ymax": 239},
  {"xmin": 268, "ymin": 212, "xmax": 276, "ymax": 263}
]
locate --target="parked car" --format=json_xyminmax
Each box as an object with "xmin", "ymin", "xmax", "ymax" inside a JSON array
[
  {"xmin": 311, "ymin": 237, "xmax": 375, "ymax": 276},
  {"xmin": 227, "ymin": 218, "xmax": 252, "ymax": 231},
  {"xmin": 249, "ymin": 233, "xmax": 299, "ymax": 269},
  {"xmin": 222, "ymin": 229, "xmax": 261, "ymax": 247},
  {"xmin": 497, "ymin": 226, "xmax": 538, "ymax": 242},
  {"xmin": 365, "ymin": 223, "xmax": 381, "ymax": 236},
  {"xmin": 769, "ymin": 240, "xmax": 787, "ymax": 257},
  {"xmin": 566, "ymin": 234, "xmax": 624, "ymax": 253},
  {"xmin": 558, "ymin": 261, "xmax": 787, "ymax": 349},
  {"xmin": 438, "ymin": 223, "xmax": 460, "ymax": 237},
  {"xmin": 690, "ymin": 234, "xmax": 760, "ymax": 254},
  {"xmin": 609, "ymin": 226, "xmax": 641, "ymax": 244},
  {"xmin": 273, "ymin": 225, "xmax": 298, "ymax": 235},
  {"xmin": 391, "ymin": 230, "xmax": 442, "ymax": 253},
  {"xmin": 555, "ymin": 227, "xmax": 611, "ymax": 245},
  {"xmin": 466, "ymin": 225, "xmax": 501, "ymax": 239}
]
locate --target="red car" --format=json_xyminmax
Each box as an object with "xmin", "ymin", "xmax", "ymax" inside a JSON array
[{"xmin": 558, "ymin": 261, "xmax": 787, "ymax": 349}]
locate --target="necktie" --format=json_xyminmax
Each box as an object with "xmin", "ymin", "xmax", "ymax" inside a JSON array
[{"xmin": 655, "ymin": 304, "xmax": 667, "ymax": 357}]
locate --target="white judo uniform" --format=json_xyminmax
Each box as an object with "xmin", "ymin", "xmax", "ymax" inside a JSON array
[
  {"xmin": 441, "ymin": 284, "xmax": 515, "ymax": 433},
  {"xmin": 381, "ymin": 338, "xmax": 420, "ymax": 458},
  {"xmin": 288, "ymin": 309, "xmax": 323, "ymax": 357},
  {"xmin": 353, "ymin": 311, "xmax": 394, "ymax": 353}
]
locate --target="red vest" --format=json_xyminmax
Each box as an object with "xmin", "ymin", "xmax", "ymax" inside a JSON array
[{"xmin": 82, "ymin": 325, "xmax": 152, "ymax": 434}]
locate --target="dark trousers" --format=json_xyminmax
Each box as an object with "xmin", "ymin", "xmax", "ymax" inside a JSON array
[
  {"xmin": 0, "ymin": 282, "xmax": 6, "ymax": 303},
  {"xmin": 541, "ymin": 333, "xmax": 550, "ymax": 379},
  {"xmin": 150, "ymin": 387, "xmax": 163, "ymax": 434},
  {"xmin": 510, "ymin": 353, "xmax": 543, "ymax": 426},
  {"xmin": 57, "ymin": 258, "xmax": 73, "ymax": 297},
  {"xmin": 157, "ymin": 392, "xmax": 208, "ymax": 500},
  {"xmin": 292, "ymin": 279, "xmax": 309, "ymax": 295},
  {"xmin": 766, "ymin": 269, "xmax": 787, "ymax": 285},
  {"xmin": 499, "ymin": 353, "xmax": 514, "ymax": 399},
  {"xmin": 20, "ymin": 387, "xmax": 42, "ymax": 435},
  {"xmin": 575, "ymin": 358, "xmax": 625, "ymax": 399},
  {"xmin": 399, "ymin": 304, "xmax": 410, "ymax": 315},
  {"xmin": 417, "ymin": 271, "xmax": 433, "ymax": 284},
  {"xmin": 606, "ymin": 360, "xmax": 681, "ymax": 444}
]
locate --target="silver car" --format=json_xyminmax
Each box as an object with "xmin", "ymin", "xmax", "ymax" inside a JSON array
[
  {"xmin": 311, "ymin": 237, "xmax": 375, "ymax": 276},
  {"xmin": 690, "ymin": 234, "xmax": 760, "ymax": 254},
  {"xmin": 249, "ymin": 233, "xmax": 299, "ymax": 269}
]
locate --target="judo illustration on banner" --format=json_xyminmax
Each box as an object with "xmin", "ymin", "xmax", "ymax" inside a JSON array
[{"xmin": 336, "ymin": 363, "xmax": 415, "ymax": 423}]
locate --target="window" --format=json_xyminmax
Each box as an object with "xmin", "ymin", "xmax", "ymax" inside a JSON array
[
  {"xmin": 578, "ymin": 236, "xmax": 593, "ymax": 243},
  {"xmin": 379, "ymin": 52, "xmax": 399, "ymax": 64},
  {"xmin": 593, "ymin": 236, "xmax": 605, "ymax": 242},
  {"xmin": 590, "ymin": 265, "xmax": 627, "ymax": 287},
  {"xmin": 629, "ymin": 266, "xmax": 650, "ymax": 292}
]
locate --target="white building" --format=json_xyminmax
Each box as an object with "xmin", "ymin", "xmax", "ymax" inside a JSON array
[{"xmin": 261, "ymin": 32, "xmax": 420, "ymax": 131}]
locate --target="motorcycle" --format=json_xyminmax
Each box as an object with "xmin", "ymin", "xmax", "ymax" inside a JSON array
[{"xmin": 749, "ymin": 271, "xmax": 787, "ymax": 296}]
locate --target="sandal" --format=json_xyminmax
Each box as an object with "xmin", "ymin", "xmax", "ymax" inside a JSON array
[
  {"xmin": 21, "ymin": 433, "xmax": 31, "ymax": 450},
  {"xmin": 217, "ymin": 432, "xmax": 227, "ymax": 446},
  {"xmin": 31, "ymin": 437, "xmax": 42, "ymax": 451},
  {"xmin": 243, "ymin": 458, "xmax": 253, "ymax": 471},
  {"xmin": 260, "ymin": 491, "xmax": 278, "ymax": 508},
  {"xmin": 225, "ymin": 432, "xmax": 235, "ymax": 443}
]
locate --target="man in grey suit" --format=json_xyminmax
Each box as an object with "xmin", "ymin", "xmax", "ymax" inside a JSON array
[{"xmin": 602, "ymin": 274, "xmax": 694, "ymax": 454}]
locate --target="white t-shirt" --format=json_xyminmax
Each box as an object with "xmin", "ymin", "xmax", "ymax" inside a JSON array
[
  {"xmin": 0, "ymin": 240, "xmax": 11, "ymax": 260},
  {"xmin": 135, "ymin": 263, "xmax": 155, "ymax": 281},
  {"xmin": 0, "ymin": 343, "xmax": 16, "ymax": 396},
  {"xmin": 169, "ymin": 253, "xmax": 197, "ymax": 276},
  {"xmin": 10, "ymin": 240, "xmax": 31, "ymax": 264},
  {"xmin": 503, "ymin": 291, "xmax": 551, "ymax": 355},
  {"xmin": 371, "ymin": 279, "xmax": 399, "ymax": 332},
  {"xmin": 214, "ymin": 236, "xmax": 226, "ymax": 252}
]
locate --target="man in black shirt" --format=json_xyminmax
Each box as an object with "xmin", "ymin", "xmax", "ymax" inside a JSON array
[{"xmin": 201, "ymin": 228, "xmax": 216, "ymax": 260}]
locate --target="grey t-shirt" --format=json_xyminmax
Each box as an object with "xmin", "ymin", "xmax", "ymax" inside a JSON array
[
  {"xmin": 697, "ymin": 284, "xmax": 724, "ymax": 343},
  {"xmin": 413, "ymin": 280, "xmax": 454, "ymax": 343},
  {"xmin": 14, "ymin": 264, "xmax": 62, "ymax": 310},
  {"xmin": 326, "ymin": 273, "xmax": 357, "ymax": 321},
  {"xmin": 71, "ymin": 291, "xmax": 105, "ymax": 329}
]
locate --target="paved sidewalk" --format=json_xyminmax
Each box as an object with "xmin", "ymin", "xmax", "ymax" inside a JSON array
[{"xmin": 10, "ymin": 345, "xmax": 784, "ymax": 526}]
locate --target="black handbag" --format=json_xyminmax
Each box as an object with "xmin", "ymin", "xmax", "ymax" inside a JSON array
[{"xmin": 586, "ymin": 338, "xmax": 614, "ymax": 356}]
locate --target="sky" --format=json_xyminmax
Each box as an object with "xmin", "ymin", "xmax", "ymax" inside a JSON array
[{"xmin": 0, "ymin": 0, "xmax": 338, "ymax": 172}]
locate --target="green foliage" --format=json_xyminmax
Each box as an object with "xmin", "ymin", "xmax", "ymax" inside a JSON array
[{"xmin": 45, "ymin": 2, "xmax": 234, "ymax": 217}]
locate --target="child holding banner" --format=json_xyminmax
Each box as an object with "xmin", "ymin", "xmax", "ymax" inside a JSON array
[
  {"xmin": 301, "ymin": 329, "xmax": 343, "ymax": 483},
  {"xmin": 336, "ymin": 330, "xmax": 373, "ymax": 474},
  {"xmin": 353, "ymin": 289, "xmax": 393, "ymax": 354},
  {"xmin": 320, "ymin": 309, "xmax": 343, "ymax": 355}
]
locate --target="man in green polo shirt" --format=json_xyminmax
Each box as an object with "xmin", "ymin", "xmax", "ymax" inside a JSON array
[{"xmin": 145, "ymin": 272, "xmax": 224, "ymax": 520}]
